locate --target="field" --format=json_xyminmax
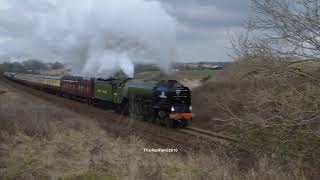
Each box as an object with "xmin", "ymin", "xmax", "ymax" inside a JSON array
[
  {"xmin": 0, "ymin": 75, "xmax": 305, "ymax": 179},
  {"xmin": 134, "ymin": 69, "xmax": 217, "ymax": 80},
  {"xmin": 133, "ymin": 69, "xmax": 218, "ymax": 89},
  {"xmin": 176, "ymin": 70, "xmax": 217, "ymax": 79}
]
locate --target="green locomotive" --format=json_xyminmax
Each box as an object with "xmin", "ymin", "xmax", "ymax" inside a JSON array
[{"xmin": 94, "ymin": 78, "xmax": 193, "ymax": 128}]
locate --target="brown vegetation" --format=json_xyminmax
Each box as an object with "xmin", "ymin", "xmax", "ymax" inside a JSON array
[{"xmin": 193, "ymin": 58, "xmax": 320, "ymax": 178}]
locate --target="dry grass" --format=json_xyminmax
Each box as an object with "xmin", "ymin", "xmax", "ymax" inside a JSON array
[
  {"xmin": 0, "ymin": 79, "xmax": 308, "ymax": 179},
  {"xmin": 192, "ymin": 58, "xmax": 320, "ymax": 178}
]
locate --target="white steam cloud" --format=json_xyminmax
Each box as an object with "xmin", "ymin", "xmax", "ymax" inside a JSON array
[{"xmin": 0, "ymin": 0, "xmax": 176, "ymax": 77}]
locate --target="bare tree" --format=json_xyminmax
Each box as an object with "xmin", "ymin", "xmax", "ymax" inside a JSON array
[
  {"xmin": 229, "ymin": 30, "xmax": 276, "ymax": 60},
  {"xmin": 232, "ymin": 0, "xmax": 320, "ymax": 60}
]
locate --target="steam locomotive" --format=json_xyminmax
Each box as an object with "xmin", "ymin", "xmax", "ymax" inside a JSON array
[{"xmin": 3, "ymin": 72, "xmax": 193, "ymax": 128}]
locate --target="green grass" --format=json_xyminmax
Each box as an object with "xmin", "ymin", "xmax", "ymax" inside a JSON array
[
  {"xmin": 133, "ymin": 70, "xmax": 218, "ymax": 80},
  {"xmin": 180, "ymin": 70, "xmax": 217, "ymax": 78},
  {"xmin": 134, "ymin": 71, "xmax": 161, "ymax": 79}
]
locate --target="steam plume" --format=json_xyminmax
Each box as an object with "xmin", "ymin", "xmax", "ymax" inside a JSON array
[{"xmin": 0, "ymin": 0, "xmax": 176, "ymax": 77}]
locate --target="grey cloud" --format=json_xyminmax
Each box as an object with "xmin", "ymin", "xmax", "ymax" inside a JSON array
[
  {"xmin": 0, "ymin": 0, "xmax": 250, "ymax": 64},
  {"xmin": 162, "ymin": 0, "xmax": 249, "ymax": 29},
  {"xmin": 162, "ymin": 0, "xmax": 249, "ymax": 61},
  {"xmin": 160, "ymin": 0, "xmax": 249, "ymax": 62}
]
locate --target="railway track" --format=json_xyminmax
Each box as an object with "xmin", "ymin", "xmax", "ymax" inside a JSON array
[
  {"xmin": 179, "ymin": 127, "xmax": 240, "ymax": 147},
  {"xmin": 1, "ymin": 76, "xmax": 240, "ymax": 152}
]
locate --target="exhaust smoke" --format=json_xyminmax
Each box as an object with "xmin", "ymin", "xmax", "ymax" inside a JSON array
[{"xmin": 0, "ymin": 0, "xmax": 176, "ymax": 77}]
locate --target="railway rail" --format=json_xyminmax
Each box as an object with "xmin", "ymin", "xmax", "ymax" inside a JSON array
[{"xmin": 179, "ymin": 127, "xmax": 240, "ymax": 147}]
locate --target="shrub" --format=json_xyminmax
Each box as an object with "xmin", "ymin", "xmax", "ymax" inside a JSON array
[{"xmin": 192, "ymin": 58, "xmax": 320, "ymax": 177}]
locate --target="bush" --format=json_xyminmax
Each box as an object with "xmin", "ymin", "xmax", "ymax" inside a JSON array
[{"xmin": 192, "ymin": 58, "xmax": 320, "ymax": 177}]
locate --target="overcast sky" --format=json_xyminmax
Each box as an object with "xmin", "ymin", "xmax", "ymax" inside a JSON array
[
  {"xmin": 162, "ymin": 0, "xmax": 250, "ymax": 62},
  {"xmin": 0, "ymin": 0, "xmax": 250, "ymax": 63}
]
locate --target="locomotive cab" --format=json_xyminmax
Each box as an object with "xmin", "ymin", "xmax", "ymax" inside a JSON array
[{"xmin": 153, "ymin": 80, "xmax": 193, "ymax": 127}]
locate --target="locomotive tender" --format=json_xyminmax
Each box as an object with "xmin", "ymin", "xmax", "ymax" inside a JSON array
[{"xmin": 3, "ymin": 72, "xmax": 193, "ymax": 128}]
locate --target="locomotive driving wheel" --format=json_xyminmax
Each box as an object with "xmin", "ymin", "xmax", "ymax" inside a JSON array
[
  {"xmin": 164, "ymin": 116, "xmax": 174, "ymax": 128},
  {"xmin": 155, "ymin": 116, "xmax": 162, "ymax": 125},
  {"xmin": 181, "ymin": 119, "xmax": 190, "ymax": 128}
]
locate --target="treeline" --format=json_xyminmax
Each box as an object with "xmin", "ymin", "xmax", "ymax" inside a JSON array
[{"xmin": 0, "ymin": 59, "xmax": 65, "ymax": 73}]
